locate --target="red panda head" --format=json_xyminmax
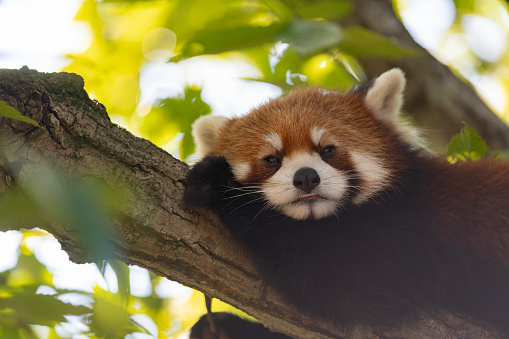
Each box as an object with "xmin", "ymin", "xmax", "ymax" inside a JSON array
[{"xmin": 192, "ymin": 69, "xmax": 422, "ymax": 220}]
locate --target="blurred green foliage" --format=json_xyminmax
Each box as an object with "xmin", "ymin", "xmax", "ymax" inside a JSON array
[
  {"xmin": 64, "ymin": 0, "xmax": 419, "ymax": 161},
  {"xmin": 140, "ymin": 87, "xmax": 211, "ymax": 159},
  {"xmin": 3, "ymin": 0, "xmax": 509, "ymax": 338},
  {"xmin": 0, "ymin": 232, "xmax": 182, "ymax": 338}
]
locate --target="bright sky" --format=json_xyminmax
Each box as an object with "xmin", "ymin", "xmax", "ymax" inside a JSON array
[
  {"xmin": 399, "ymin": 0, "xmax": 508, "ymax": 113},
  {"xmin": 0, "ymin": 0, "xmax": 90, "ymax": 71},
  {"xmin": 0, "ymin": 0, "xmax": 508, "ymax": 336}
]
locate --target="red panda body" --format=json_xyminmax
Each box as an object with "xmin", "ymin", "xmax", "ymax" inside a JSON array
[{"xmin": 185, "ymin": 69, "xmax": 509, "ymax": 335}]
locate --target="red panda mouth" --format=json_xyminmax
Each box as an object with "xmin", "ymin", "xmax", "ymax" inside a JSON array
[{"xmin": 296, "ymin": 193, "xmax": 321, "ymax": 202}]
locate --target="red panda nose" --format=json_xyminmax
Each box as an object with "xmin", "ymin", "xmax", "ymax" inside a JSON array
[{"xmin": 293, "ymin": 167, "xmax": 321, "ymax": 193}]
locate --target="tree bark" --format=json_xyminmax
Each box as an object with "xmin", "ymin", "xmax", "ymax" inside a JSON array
[
  {"xmin": 343, "ymin": 0, "xmax": 509, "ymax": 150},
  {"xmin": 0, "ymin": 68, "xmax": 506, "ymax": 338}
]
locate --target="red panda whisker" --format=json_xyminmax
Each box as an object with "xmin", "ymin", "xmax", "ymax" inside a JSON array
[
  {"xmin": 226, "ymin": 192, "xmax": 265, "ymax": 200},
  {"xmin": 228, "ymin": 196, "xmax": 267, "ymax": 214},
  {"xmin": 224, "ymin": 185, "xmax": 261, "ymax": 192},
  {"xmin": 252, "ymin": 203, "xmax": 276, "ymax": 221}
]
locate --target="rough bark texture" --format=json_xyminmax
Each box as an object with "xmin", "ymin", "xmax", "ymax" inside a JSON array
[
  {"xmin": 0, "ymin": 67, "xmax": 506, "ymax": 338},
  {"xmin": 343, "ymin": 0, "xmax": 509, "ymax": 150}
]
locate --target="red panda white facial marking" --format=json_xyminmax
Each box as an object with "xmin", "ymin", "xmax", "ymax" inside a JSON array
[
  {"xmin": 310, "ymin": 126, "xmax": 326, "ymax": 146},
  {"xmin": 230, "ymin": 162, "xmax": 251, "ymax": 182},
  {"xmin": 349, "ymin": 152, "xmax": 391, "ymax": 205},
  {"xmin": 263, "ymin": 150, "xmax": 350, "ymax": 220},
  {"xmin": 264, "ymin": 132, "xmax": 283, "ymax": 152}
]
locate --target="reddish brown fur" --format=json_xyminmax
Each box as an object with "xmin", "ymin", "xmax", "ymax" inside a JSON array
[
  {"xmin": 211, "ymin": 88, "xmax": 406, "ymax": 187},
  {"xmin": 427, "ymin": 158, "xmax": 509, "ymax": 267}
]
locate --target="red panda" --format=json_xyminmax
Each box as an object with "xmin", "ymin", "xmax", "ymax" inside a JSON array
[
  {"xmin": 184, "ymin": 69, "xmax": 509, "ymax": 335},
  {"xmin": 189, "ymin": 312, "xmax": 292, "ymax": 339}
]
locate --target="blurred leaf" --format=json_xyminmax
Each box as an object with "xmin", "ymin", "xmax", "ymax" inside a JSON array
[
  {"xmin": 447, "ymin": 123, "xmax": 490, "ymax": 162},
  {"xmin": 0, "ymin": 187, "xmax": 45, "ymax": 231},
  {"xmin": 171, "ymin": 0, "xmax": 294, "ymax": 60},
  {"xmin": 0, "ymin": 286, "xmax": 90, "ymax": 328},
  {"xmin": 301, "ymin": 53, "xmax": 357, "ymax": 88},
  {"xmin": 0, "ymin": 101, "xmax": 43, "ymax": 129},
  {"xmin": 178, "ymin": 23, "xmax": 288, "ymax": 59},
  {"xmin": 109, "ymin": 260, "xmax": 131, "ymax": 302},
  {"xmin": 9, "ymin": 250, "xmax": 53, "ymax": 287},
  {"xmin": 140, "ymin": 88, "xmax": 211, "ymax": 159},
  {"xmin": 453, "ymin": 0, "xmax": 477, "ymax": 11},
  {"xmin": 95, "ymin": 260, "xmax": 131, "ymax": 303},
  {"xmin": 3, "ymin": 169, "xmax": 118, "ymax": 260},
  {"xmin": 101, "ymin": 0, "xmax": 162, "ymax": 2},
  {"xmin": 260, "ymin": 0, "xmax": 293, "ymax": 22},
  {"xmin": 241, "ymin": 43, "xmax": 302, "ymax": 90},
  {"xmin": 278, "ymin": 19, "xmax": 342, "ymax": 55},
  {"xmin": 128, "ymin": 316, "xmax": 151, "ymax": 334},
  {"xmin": 43, "ymin": 175, "xmax": 115, "ymax": 260},
  {"xmin": 338, "ymin": 26, "xmax": 421, "ymax": 58},
  {"xmin": 296, "ymin": 0, "xmax": 352, "ymax": 20},
  {"xmin": 89, "ymin": 289, "xmax": 137, "ymax": 338}
]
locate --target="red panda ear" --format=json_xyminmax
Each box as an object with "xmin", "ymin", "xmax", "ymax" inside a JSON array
[
  {"xmin": 192, "ymin": 115, "xmax": 230, "ymax": 158},
  {"xmin": 364, "ymin": 68, "xmax": 406, "ymax": 122}
]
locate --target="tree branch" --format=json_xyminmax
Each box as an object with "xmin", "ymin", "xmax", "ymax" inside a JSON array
[{"xmin": 0, "ymin": 68, "xmax": 504, "ymax": 338}]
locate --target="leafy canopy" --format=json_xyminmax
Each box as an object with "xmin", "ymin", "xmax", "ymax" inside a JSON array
[{"xmin": 64, "ymin": 0, "xmax": 418, "ymax": 161}]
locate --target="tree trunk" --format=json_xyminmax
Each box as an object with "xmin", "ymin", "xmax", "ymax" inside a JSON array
[
  {"xmin": 0, "ymin": 67, "xmax": 505, "ymax": 338},
  {"xmin": 343, "ymin": 0, "xmax": 509, "ymax": 150}
]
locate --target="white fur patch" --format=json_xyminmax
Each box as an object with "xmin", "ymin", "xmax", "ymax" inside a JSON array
[
  {"xmin": 263, "ymin": 152, "xmax": 349, "ymax": 220},
  {"xmin": 264, "ymin": 132, "xmax": 283, "ymax": 151},
  {"xmin": 231, "ymin": 162, "xmax": 251, "ymax": 182},
  {"xmin": 365, "ymin": 69, "xmax": 430, "ymax": 153},
  {"xmin": 192, "ymin": 115, "xmax": 230, "ymax": 158},
  {"xmin": 350, "ymin": 152, "xmax": 391, "ymax": 204},
  {"xmin": 310, "ymin": 127, "xmax": 326, "ymax": 146},
  {"xmin": 365, "ymin": 68, "xmax": 405, "ymax": 122}
]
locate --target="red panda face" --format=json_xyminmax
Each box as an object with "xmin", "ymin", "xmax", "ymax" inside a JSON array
[
  {"xmin": 192, "ymin": 69, "xmax": 417, "ymax": 220},
  {"xmin": 258, "ymin": 130, "xmax": 353, "ymax": 220}
]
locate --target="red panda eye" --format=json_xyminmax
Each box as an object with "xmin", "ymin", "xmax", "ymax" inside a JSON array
[
  {"xmin": 320, "ymin": 145, "xmax": 336, "ymax": 157},
  {"xmin": 263, "ymin": 155, "xmax": 281, "ymax": 167}
]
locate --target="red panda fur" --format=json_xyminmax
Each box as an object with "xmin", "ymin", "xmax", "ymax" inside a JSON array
[
  {"xmin": 185, "ymin": 69, "xmax": 509, "ymax": 335},
  {"xmin": 429, "ymin": 159, "xmax": 509, "ymax": 265}
]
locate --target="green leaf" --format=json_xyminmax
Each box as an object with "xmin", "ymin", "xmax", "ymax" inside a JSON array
[
  {"xmin": 108, "ymin": 260, "xmax": 131, "ymax": 302},
  {"xmin": 140, "ymin": 87, "xmax": 211, "ymax": 160},
  {"xmin": 300, "ymin": 53, "xmax": 357, "ymax": 88},
  {"xmin": 241, "ymin": 44, "xmax": 302, "ymax": 90},
  {"xmin": 0, "ymin": 101, "xmax": 43, "ymax": 129},
  {"xmin": 89, "ymin": 289, "xmax": 137, "ymax": 338},
  {"xmin": 0, "ymin": 287, "xmax": 90, "ymax": 328},
  {"xmin": 178, "ymin": 23, "xmax": 288, "ymax": 58},
  {"xmin": 338, "ymin": 26, "xmax": 421, "ymax": 58},
  {"xmin": 15, "ymin": 169, "xmax": 118, "ymax": 260},
  {"xmin": 260, "ymin": 0, "xmax": 293, "ymax": 22},
  {"xmin": 0, "ymin": 187, "xmax": 45, "ymax": 231},
  {"xmin": 277, "ymin": 19, "xmax": 342, "ymax": 55},
  {"xmin": 447, "ymin": 124, "xmax": 490, "ymax": 162},
  {"xmin": 453, "ymin": 0, "xmax": 477, "ymax": 11},
  {"xmin": 296, "ymin": 0, "xmax": 352, "ymax": 21}
]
